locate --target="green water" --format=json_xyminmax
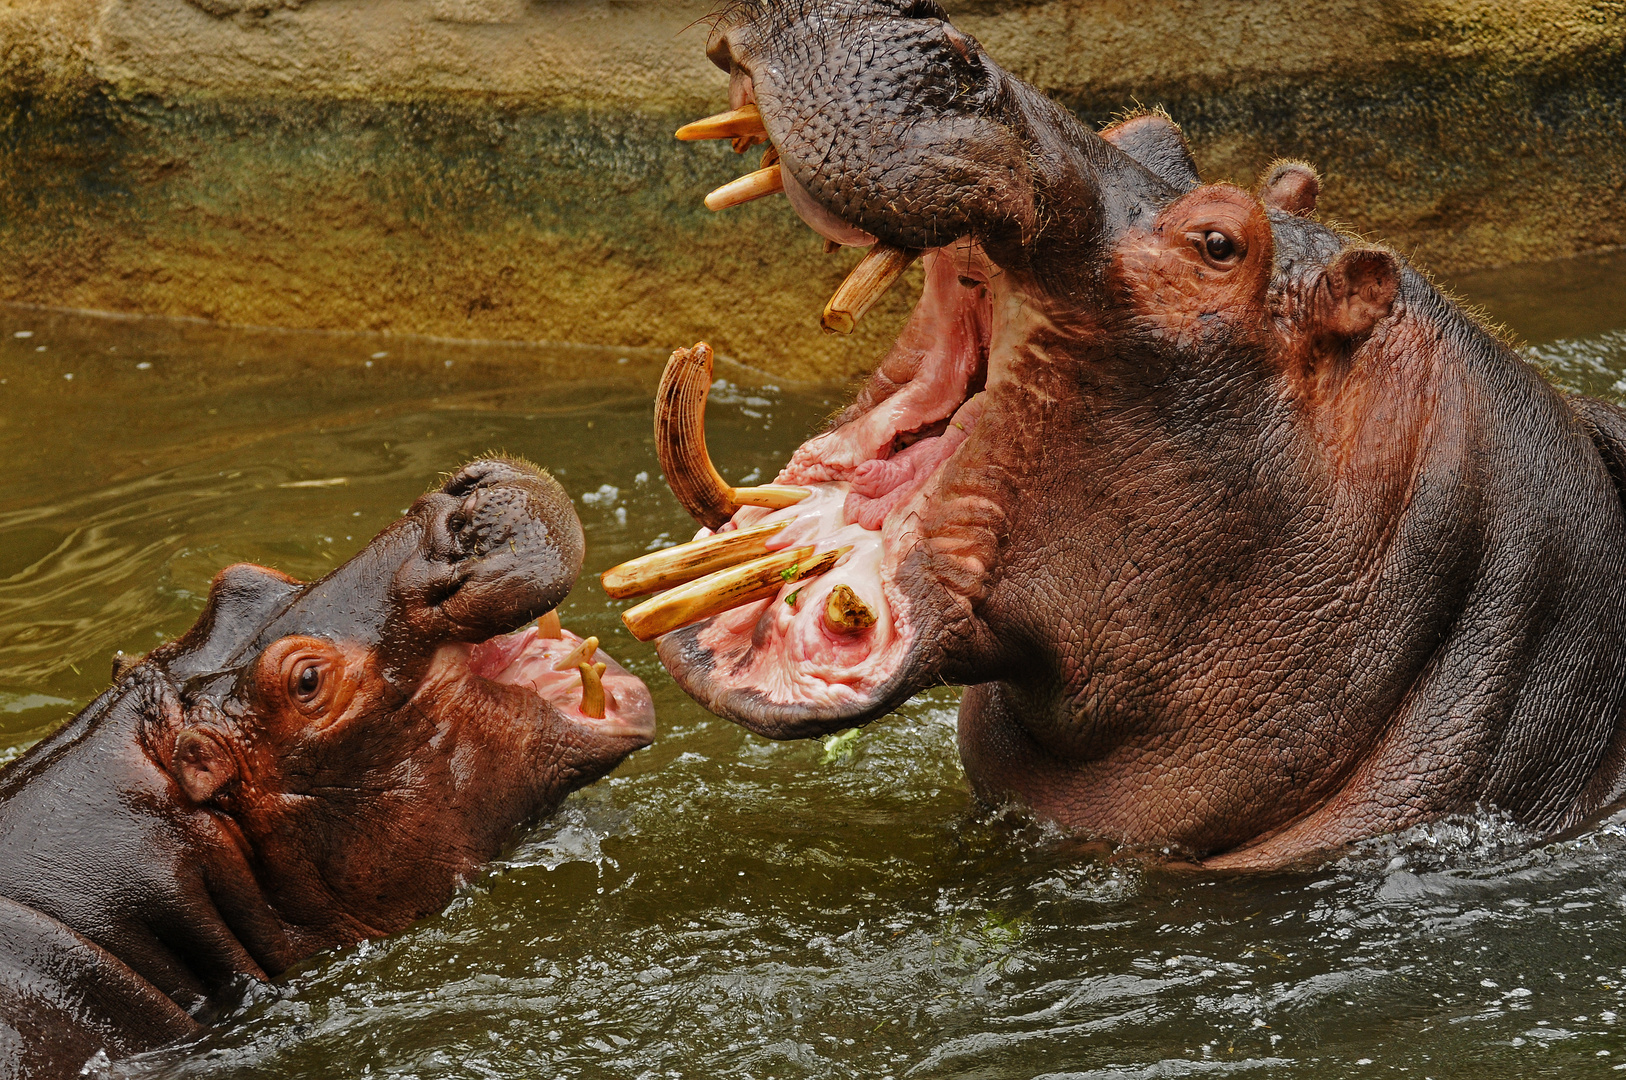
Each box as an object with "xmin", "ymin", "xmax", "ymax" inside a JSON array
[{"xmin": 3, "ymin": 254, "xmax": 1626, "ymax": 1079}]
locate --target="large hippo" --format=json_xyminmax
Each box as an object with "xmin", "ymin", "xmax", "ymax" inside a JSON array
[
  {"xmin": 0, "ymin": 459, "xmax": 654, "ymax": 1077},
  {"xmin": 604, "ymin": 0, "xmax": 1626, "ymax": 867}
]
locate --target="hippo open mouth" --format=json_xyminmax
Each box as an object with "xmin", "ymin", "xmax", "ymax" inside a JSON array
[
  {"xmin": 598, "ymin": 0, "xmax": 1171, "ymax": 736},
  {"xmin": 619, "ymin": 250, "xmax": 999, "ymax": 736},
  {"xmin": 465, "ymin": 616, "xmax": 654, "ymax": 742}
]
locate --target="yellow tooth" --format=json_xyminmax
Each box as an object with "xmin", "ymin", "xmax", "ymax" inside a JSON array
[
  {"xmin": 621, "ymin": 545, "xmax": 851, "ymax": 642},
  {"xmin": 578, "ymin": 662, "xmax": 607, "ymax": 719},
  {"xmin": 553, "ymin": 635, "xmax": 599, "ymax": 672},
  {"xmin": 732, "ymin": 134, "xmax": 765, "ymax": 153},
  {"xmin": 536, "ymin": 610, "xmax": 563, "ymax": 639},
  {"xmin": 704, "ymin": 164, "xmax": 785, "ymax": 212},
  {"xmin": 823, "ymin": 584, "xmax": 878, "ymax": 635},
  {"xmin": 655, "ymin": 343, "xmax": 812, "ymax": 529},
  {"xmin": 676, "ymin": 103, "xmax": 767, "ymax": 141},
  {"xmin": 601, "ymin": 521, "xmax": 790, "ymax": 600},
  {"xmin": 821, "ymin": 243, "xmax": 922, "ymax": 335}
]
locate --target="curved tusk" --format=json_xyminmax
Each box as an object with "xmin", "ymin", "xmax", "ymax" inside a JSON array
[
  {"xmin": 655, "ymin": 343, "xmax": 810, "ymax": 529},
  {"xmin": 676, "ymin": 103, "xmax": 768, "ymax": 142},
  {"xmin": 553, "ymin": 635, "xmax": 599, "ymax": 673},
  {"xmin": 821, "ymin": 243, "xmax": 922, "ymax": 335},
  {"xmin": 704, "ymin": 164, "xmax": 785, "ymax": 212}
]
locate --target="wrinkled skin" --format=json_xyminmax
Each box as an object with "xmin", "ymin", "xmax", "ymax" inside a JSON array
[
  {"xmin": 0, "ymin": 459, "xmax": 654, "ymax": 1077},
  {"xmin": 657, "ymin": 0, "xmax": 1626, "ymax": 867}
]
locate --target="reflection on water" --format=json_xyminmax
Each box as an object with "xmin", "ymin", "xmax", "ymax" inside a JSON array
[{"xmin": 3, "ymin": 255, "xmax": 1626, "ymax": 1079}]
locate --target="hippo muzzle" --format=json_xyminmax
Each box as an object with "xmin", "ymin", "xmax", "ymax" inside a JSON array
[{"xmin": 629, "ymin": 0, "xmax": 1626, "ymax": 864}]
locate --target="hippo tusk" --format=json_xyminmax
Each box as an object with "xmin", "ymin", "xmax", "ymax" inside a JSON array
[
  {"xmin": 578, "ymin": 662, "xmax": 607, "ymax": 719},
  {"xmin": 553, "ymin": 635, "xmax": 599, "ymax": 672},
  {"xmin": 621, "ymin": 545, "xmax": 851, "ymax": 642},
  {"xmin": 676, "ymin": 103, "xmax": 768, "ymax": 142},
  {"xmin": 655, "ymin": 343, "xmax": 811, "ymax": 529},
  {"xmin": 601, "ymin": 520, "xmax": 790, "ymax": 599},
  {"xmin": 704, "ymin": 164, "xmax": 785, "ymax": 212},
  {"xmin": 536, "ymin": 610, "xmax": 563, "ymax": 639},
  {"xmin": 821, "ymin": 243, "xmax": 922, "ymax": 335},
  {"xmin": 823, "ymin": 584, "xmax": 878, "ymax": 635}
]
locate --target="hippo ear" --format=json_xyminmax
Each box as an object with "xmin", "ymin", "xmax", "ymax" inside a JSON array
[
  {"xmin": 1100, "ymin": 111, "xmax": 1200, "ymax": 192},
  {"xmin": 1319, "ymin": 248, "xmax": 1400, "ymax": 340},
  {"xmin": 171, "ymin": 727, "xmax": 239, "ymax": 805},
  {"xmin": 1259, "ymin": 160, "xmax": 1321, "ymax": 217}
]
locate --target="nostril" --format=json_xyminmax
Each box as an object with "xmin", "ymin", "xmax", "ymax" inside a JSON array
[{"xmin": 442, "ymin": 457, "xmax": 525, "ymax": 498}]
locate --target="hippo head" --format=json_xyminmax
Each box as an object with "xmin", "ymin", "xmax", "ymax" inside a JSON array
[
  {"xmin": 654, "ymin": 1, "xmax": 1404, "ymax": 750},
  {"xmin": 131, "ymin": 459, "xmax": 653, "ymax": 945}
]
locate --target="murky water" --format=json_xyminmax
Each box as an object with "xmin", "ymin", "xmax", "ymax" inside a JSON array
[{"xmin": 4, "ymin": 254, "xmax": 1626, "ymax": 1080}]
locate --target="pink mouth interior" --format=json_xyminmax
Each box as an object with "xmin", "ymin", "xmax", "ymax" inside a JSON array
[
  {"xmin": 684, "ymin": 250, "xmax": 994, "ymax": 710},
  {"xmin": 469, "ymin": 623, "xmax": 655, "ymax": 741}
]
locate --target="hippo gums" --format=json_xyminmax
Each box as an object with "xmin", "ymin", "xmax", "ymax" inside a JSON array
[
  {"xmin": 0, "ymin": 460, "xmax": 654, "ymax": 1077},
  {"xmin": 602, "ymin": 0, "xmax": 1626, "ymax": 867}
]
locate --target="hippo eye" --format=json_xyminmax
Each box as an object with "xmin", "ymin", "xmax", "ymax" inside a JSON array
[
  {"xmin": 294, "ymin": 663, "xmax": 321, "ymax": 700},
  {"xmin": 1204, "ymin": 231, "xmax": 1236, "ymax": 262}
]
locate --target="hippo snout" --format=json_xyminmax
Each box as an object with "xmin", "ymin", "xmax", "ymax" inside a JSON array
[{"xmin": 396, "ymin": 457, "xmax": 586, "ymax": 644}]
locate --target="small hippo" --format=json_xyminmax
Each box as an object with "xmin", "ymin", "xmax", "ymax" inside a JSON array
[
  {"xmin": 622, "ymin": 0, "xmax": 1626, "ymax": 867},
  {"xmin": 0, "ymin": 459, "xmax": 654, "ymax": 1077}
]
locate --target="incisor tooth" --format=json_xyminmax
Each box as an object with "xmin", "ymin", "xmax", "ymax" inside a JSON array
[
  {"xmin": 601, "ymin": 520, "xmax": 790, "ymax": 600},
  {"xmin": 553, "ymin": 635, "xmax": 599, "ymax": 672},
  {"xmin": 656, "ymin": 343, "xmax": 811, "ymax": 529},
  {"xmin": 578, "ymin": 662, "xmax": 607, "ymax": 719},
  {"xmin": 704, "ymin": 164, "xmax": 785, "ymax": 212},
  {"xmin": 536, "ymin": 610, "xmax": 563, "ymax": 639},
  {"xmin": 676, "ymin": 103, "xmax": 767, "ymax": 142},
  {"xmin": 621, "ymin": 545, "xmax": 851, "ymax": 642},
  {"xmin": 823, "ymin": 584, "xmax": 878, "ymax": 635},
  {"xmin": 821, "ymin": 243, "xmax": 922, "ymax": 335}
]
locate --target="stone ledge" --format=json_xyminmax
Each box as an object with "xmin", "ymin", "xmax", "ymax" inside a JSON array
[{"xmin": 1, "ymin": 0, "xmax": 1622, "ymax": 377}]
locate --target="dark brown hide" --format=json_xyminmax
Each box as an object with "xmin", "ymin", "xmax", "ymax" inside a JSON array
[{"xmin": 0, "ymin": 459, "xmax": 654, "ymax": 1076}]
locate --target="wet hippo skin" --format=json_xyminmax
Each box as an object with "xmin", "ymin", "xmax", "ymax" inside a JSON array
[
  {"xmin": 0, "ymin": 459, "xmax": 655, "ymax": 1077},
  {"xmin": 648, "ymin": 0, "xmax": 1626, "ymax": 867}
]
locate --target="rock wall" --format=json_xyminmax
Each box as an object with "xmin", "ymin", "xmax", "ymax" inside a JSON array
[{"xmin": 2, "ymin": 0, "xmax": 1623, "ymax": 380}]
